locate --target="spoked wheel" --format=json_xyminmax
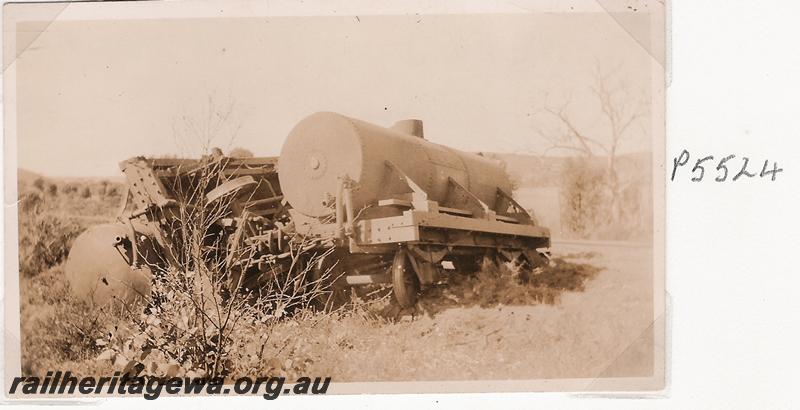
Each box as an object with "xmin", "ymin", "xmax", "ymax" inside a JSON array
[{"xmin": 392, "ymin": 247, "xmax": 420, "ymax": 308}]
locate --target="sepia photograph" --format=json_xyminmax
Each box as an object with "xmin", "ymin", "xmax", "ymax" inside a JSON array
[{"xmin": 3, "ymin": 0, "xmax": 665, "ymax": 397}]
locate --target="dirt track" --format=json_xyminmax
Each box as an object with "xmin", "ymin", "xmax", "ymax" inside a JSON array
[{"xmin": 299, "ymin": 242, "xmax": 655, "ymax": 382}]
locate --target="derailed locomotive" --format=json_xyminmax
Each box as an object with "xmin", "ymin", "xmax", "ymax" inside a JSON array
[{"xmin": 65, "ymin": 112, "xmax": 551, "ymax": 309}]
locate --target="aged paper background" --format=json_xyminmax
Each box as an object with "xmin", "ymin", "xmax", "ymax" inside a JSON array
[{"xmin": 3, "ymin": 0, "xmax": 666, "ymax": 396}]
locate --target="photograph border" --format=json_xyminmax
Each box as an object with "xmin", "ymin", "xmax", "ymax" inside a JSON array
[{"xmin": 2, "ymin": 0, "xmax": 667, "ymax": 396}]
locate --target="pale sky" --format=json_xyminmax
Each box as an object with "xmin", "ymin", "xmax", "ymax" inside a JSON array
[{"xmin": 15, "ymin": 13, "xmax": 655, "ymax": 177}]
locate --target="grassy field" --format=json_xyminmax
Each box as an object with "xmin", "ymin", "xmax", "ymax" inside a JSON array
[
  {"xmin": 16, "ymin": 172, "xmax": 124, "ymax": 375},
  {"xmin": 15, "ymin": 170, "xmax": 654, "ymax": 381}
]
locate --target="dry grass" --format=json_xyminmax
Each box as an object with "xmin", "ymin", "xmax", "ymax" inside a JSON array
[
  {"xmin": 17, "ymin": 174, "xmax": 126, "ymax": 375},
  {"xmin": 17, "ymin": 175, "xmax": 123, "ymax": 277},
  {"xmin": 259, "ymin": 246, "xmax": 653, "ymax": 382},
  {"xmin": 418, "ymin": 257, "xmax": 601, "ymax": 310},
  {"xmin": 19, "ymin": 265, "xmax": 115, "ymax": 376},
  {"xmin": 19, "ymin": 253, "xmax": 610, "ymax": 380},
  {"xmin": 16, "ymin": 172, "xmax": 652, "ymax": 381}
]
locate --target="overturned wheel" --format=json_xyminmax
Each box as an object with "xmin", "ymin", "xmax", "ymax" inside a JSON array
[
  {"xmin": 391, "ymin": 248, "xmax": 419, "ymax": 308},
  {"xmin": 65, "ymin": 223, "xmax": 153, "ymax": 307}
]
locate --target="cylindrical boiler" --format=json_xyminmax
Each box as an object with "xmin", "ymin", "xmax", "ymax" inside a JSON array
[{"xmin": 278, "ymin": 112, "xmax": 512, "ymax": 218}]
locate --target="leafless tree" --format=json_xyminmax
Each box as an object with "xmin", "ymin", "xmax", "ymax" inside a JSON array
[
  {"xmin": 97, "ymin": 103, "xmax": 338, "ymax": 378},
  {"xmin": 172, "ymin": 94, "xmax": 243, "ymax": 157},
  {"xmin": 531, "ymin": 62, "xmax": 649, "ymax": 222}
]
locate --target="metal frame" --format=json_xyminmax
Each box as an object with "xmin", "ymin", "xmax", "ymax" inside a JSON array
[
  {"xmin": 339, "ymin": 162, "xmax": 550, "ymax": 248},
  {"xmin": 320, "ymin": 162, "xmax": 551, "ymax": 286},
  {"xmin": 114, "ymin": 154, "xmax": 550, "ymax": 290}
]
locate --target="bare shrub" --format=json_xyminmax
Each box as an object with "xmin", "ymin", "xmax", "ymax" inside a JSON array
[
  {"xmin": 96, "ymin": 158, "xmax": 337, "ymax": 379},
  {"xmin": 32, "ymin": 177, "xmax": 45, "ymax": 191},
  {"xmin": 61, "ymin": 183, "xmax": 78, "ymax": 196},
  {"xmin": 98, "ymin": 180, "xmax": 109, "ymax": 196},
  {"xmin": 20, "ymin": 265, "xmax": 116, "ymax": 376},
  {"xmin": 18, "ymin": 192, "xmax": 84, "ymax": 277},
  {"xmin": 105, "ymin": 185, "xmax": 120, "ymax": 197},
  {"xmin": 420, "ymin": 256, "xmax": 601, "ymax": 310},
  {"xmin": 46, "ymin": 183, "xmax": 58, "ymax": 197},
  {"xmin": 559, "ymin": 156, "xmax": 651, "ymax": 240},
  {"xmin": 91, "ymin": 99, "xmax": 339, "ymax": 378},
  {"xmin": 560, "ymin": 158, "xmax": 607, "ymax": 237}
]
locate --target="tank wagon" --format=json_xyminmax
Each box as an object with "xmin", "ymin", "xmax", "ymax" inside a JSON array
[{"xmin": 65, "ymin": 112, "xmax": 550, "ymax": 309}]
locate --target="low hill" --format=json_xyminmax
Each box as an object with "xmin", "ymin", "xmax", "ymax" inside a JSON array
[
  {"xmin": 17, "ymin": 168, "xmax": 44, "ymax": 186},
  {"xmin": 483, "ymin": 152, "xmax": 653, "ymax": 189}
]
